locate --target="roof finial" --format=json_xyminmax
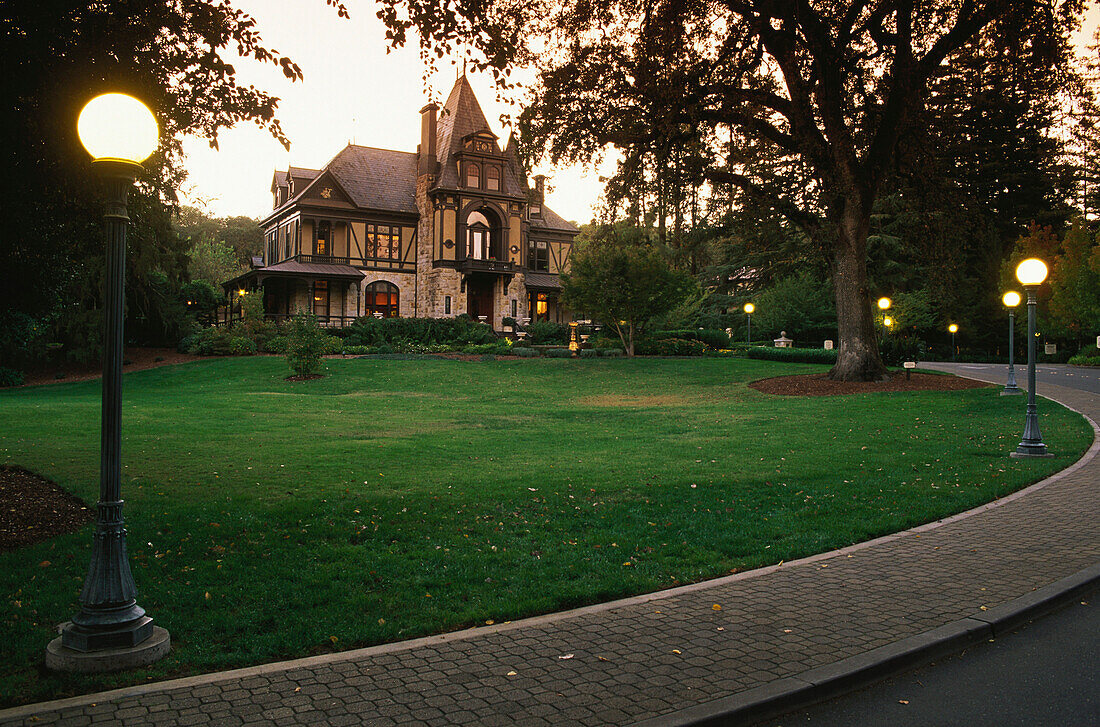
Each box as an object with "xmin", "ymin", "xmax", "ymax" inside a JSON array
[{"xmin": 462, "ymin": 58, "xmax": 467, "ymax": 78}]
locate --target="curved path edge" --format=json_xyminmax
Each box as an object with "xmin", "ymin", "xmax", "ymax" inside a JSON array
[{"xmin": 2, "ymin": 366, "xmax": 1097, "ymax": 725}]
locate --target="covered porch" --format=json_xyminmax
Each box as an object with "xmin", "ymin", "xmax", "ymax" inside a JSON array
[{"xmin": 220, "ymin": 259, "xmax": 366, "ymax": 327}]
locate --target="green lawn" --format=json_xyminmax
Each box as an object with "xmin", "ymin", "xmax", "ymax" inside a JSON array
[{"xmin": 0, "ymin": 356, "xmax": 1091, "ymax": 705}]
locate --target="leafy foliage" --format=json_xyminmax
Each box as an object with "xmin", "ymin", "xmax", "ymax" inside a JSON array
[
  {"xmin": 343, "ymin": 316, "xmax": 496, "ymax": 348},
  {"xmin": 285, "ymin": 312, "xmax": 328, "ymax": 377},
  {"xmin": 562, "ymin": 233, "xmax": 697, "ymax": 356},
  {"xmin": 746, "ymin": 347, "xmax": 839, "ymax": 365}
]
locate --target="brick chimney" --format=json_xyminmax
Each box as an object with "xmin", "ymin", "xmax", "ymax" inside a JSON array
[
  {"xmin": 418, "ymin": 103, "xmax": 439, "ymax": 177},
  {"xmin": 534, "ymin": 174, "xmax": 545, "ymax": 202}
]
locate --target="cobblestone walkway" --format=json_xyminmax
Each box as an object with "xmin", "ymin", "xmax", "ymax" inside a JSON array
[{"xmin": 3, "ymin": 366, "xmax": 1097, "ymax": 727}]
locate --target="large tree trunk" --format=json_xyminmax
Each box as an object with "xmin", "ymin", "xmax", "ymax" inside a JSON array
[{"xmin": 828, "ymin": 199, "xmax": 888, "ymax": 382}]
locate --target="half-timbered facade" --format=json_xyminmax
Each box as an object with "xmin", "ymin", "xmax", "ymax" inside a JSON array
[{"xmin": 225, "ymin": 76, "xmax": 578, "ymax": 329}]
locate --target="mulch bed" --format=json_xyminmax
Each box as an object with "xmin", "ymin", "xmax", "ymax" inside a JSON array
[
  {"xmin": 0, "ymin": 466, "xmax": 93, "ymax": 551},
  {"xmin": 20, "ymin": 347, "xmax": 207, "ymax": 388},
  {"xmin": 750, "ymin": 370, "xmax": 993, "ymax": 396}
]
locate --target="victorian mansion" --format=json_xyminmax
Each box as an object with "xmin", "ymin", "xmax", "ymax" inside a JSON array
[{"xmin": 224, "ymin": 75, "xmax": 579, "ymax": 329}]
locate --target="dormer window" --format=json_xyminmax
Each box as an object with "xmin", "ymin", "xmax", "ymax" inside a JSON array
[
  {"xmin": 486, "ymin": 166, "xmax": 501, "ymax": 192},
  {"xmin": 529, "ymin": 203, "xmax": 541, "ymax": 217},
  {"xmin": 465, "ymin": 162, "xmax": 481, "ymax": 189}
]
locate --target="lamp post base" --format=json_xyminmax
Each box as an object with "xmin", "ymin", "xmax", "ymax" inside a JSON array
[
  {"xmin": 46, "ymin": 624, "xmax": 170, "ymax": 673},
  {"xmin": 1011, "ymin": 444, "xmax": 1053, "ymax": 458},
  {"xmin": 1000, "ymin": 385, "xmax": 1023, "ymax": 396}
]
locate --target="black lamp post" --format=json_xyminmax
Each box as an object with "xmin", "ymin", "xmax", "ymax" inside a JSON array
[
  {"xmin": 47, "ymin": 93, "xmax": 170, "ymax": 671},
  {"xmin": 1001, "ymin": 291, "xmax": 1022, "ymax": 395},
  {"xmin": 743, "ymin": 303, "xmax": 754, "ymax": 344},
  {"xmin": 948, "ymin": 324, "xmax": 958, "ymax": 362},
  {"xmin": 1012, "ymin": 258, "xmax": 1052, "ymax": 458}
]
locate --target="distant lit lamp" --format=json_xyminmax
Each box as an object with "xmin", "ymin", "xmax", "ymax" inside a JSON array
[
  {"xmin": 877, "ymin": 297, "xmax": 891, "ymax": 311},
  {"xmin": 1001, "ymin": 291, "xmax": 1022, "ymax": 395},
  {"xmin": 1012, "ymin": 259, "xmax": 1052, "ymax": 457},
  {"xmin": 883, "ymin": 316, "xmax": 893, "ymax": 330},
  {"xmin": 948, "ymin": 323, "xmax": 958, "ymax": 362},
  {"xmin": 743, "ymin": 303, "xmax": 754, "ymax": 344},
  {"xmin": 48, "ymin": 94, "xmax": 170, "ymax": 671}
]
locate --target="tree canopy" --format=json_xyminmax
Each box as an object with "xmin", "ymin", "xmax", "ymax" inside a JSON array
[{"xmin": 378, "ymin": 0, "xmax": 1090, "ymax": 378}]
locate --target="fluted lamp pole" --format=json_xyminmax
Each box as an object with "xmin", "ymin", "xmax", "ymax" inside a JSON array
[
  {"xmin": 948, "ymin": 324, "xmax": 958, "ymax": 362},
  {"xmin": 1012, "ymin": 258, "xmax": 1053, "ymax": 458},
  {"xmin": 47, "ymin": 93, "xmax": 171, "ymax": 672},
  {"xmin": 1001, "ymin": 291, "xmax": 1023, "ymax": 395},
  {"xmin": 743, "ymin": 303, "xmax": 754, "ymax": 345}
]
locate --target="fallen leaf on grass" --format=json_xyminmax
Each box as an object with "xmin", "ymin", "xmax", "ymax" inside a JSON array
[{"xmin": 671, "ymin": 649, "xmax": 682, "ymax": 654}]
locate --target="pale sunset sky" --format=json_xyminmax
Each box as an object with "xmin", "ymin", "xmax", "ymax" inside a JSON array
[{"xmin": 180, "ymin": 1, "xmax": 1100, "ymax": 224}]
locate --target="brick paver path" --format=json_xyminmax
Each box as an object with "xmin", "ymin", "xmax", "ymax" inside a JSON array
[{"xmin": 3, "ymin": 365, "xmax": 1097, "ymax": 727}]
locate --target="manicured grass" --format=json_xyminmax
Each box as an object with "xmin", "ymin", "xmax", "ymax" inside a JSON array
[{"xmin": 0, "ymin": 356, "xmax": 1091, "ymax": 705}]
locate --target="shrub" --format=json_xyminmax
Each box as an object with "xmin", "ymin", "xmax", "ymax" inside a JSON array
[
  {"xmin": 285, "ymin": 312, "xmax": 328, "ymax": 377},
  {"xmin": 0, "ymin": 367, "xmax": 25, "ymax": 388},
  {"xmin": 514, "ymin": 347, "xmax": 539, "ymax": 358},
  {"xmin": 228, "ymin": 337, "xmax": 258, "ymax": 356},
  {"xmin": 579, "ymin": 349, "xmax": 601, "ymax": 359},
  {"xmin": 343, "ymin": 345, "xmax": 375, "ymax": 356},
  {"xmin": 653, "ymin": 328, "xmax": 730, "ymax": 350},
  {"xmin": 1068, "ymin": 351, "xmax": 1100, "ymax": 366},
  {"xmin": 746, "ymin": 346, "xmax": 838, "ymax": 364},
  {"xmin": 322, "ymin": 336, "xmax": 344, "ymax": 355},
  {"xmin": 263, "ymin": 335, "xmax": 289, "ymax": 354},
  {"xmin": 635, "ymin": 338, "xmax": 708, "ymax": 356},
  {"xmin": 344, "ymin": 316, "xmax": 496, "ymax": 348},
  {"xmin": 461, "ymin": 342, "xmax": 513, "ymax": 355},
  {"xmin": 543, "ymin": 347, "xmax": 573, "ymax": 358},
  {"xmin": 182, "ymin": 326, "xmax": 235, "ymax": 356},
  {"xmin": 587, "ymin": 335, "xmax": 621, "ymax": 350},
  {"xmin": 879, "ymin": 335, "xmax": 927, "ymax": 367},
  {"xmin": 524, "ymin": 321, "xmax": 570, "ymax": 345},
  {"xmin": 599, "ymin": 348, "xmax": 624, "ymax": 357}
]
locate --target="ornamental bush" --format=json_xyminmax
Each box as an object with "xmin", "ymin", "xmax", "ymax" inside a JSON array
[
  {"xmin": 1068, "ymin": 351, "xmax": 1100, "ymax": 366},
  {"xmin": 285, "ymin": 312, "xmax": 328, "ymax": 377},
  {"xmin": 228, "ymin": 337, "xmax": 258, "ymax": 356},
  {"xmin": 523, "ymin": 321, "xmax": 570, "ymax": 345}
]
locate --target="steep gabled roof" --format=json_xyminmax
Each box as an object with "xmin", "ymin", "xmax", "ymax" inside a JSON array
[
  {"xmin": 325, "ymin": 145, "xmax": 418, "ymax": 214},
  {"xmin": 436, "ymin": 75, "xmax": 494, "ymax": 167}
]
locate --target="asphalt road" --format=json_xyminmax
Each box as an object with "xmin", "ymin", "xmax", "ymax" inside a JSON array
[
  {"xmin": 756, "ymin": 597, "xmax": 1099, "ymax": 727},
  {"xmin": 755, "ymin": 360, "xmax": 1100, "ymax": 727},
  {"xmin": 947, "ymin": 362, "xmax": 1100, "ymax": 395}
]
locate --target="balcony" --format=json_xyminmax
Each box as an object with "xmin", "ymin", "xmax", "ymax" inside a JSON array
[{"xmin": 457, "ymin": 257, "xmax": 516, "ymax": 275}]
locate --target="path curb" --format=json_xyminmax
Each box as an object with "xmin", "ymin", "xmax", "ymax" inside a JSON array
[{"xmin": 631, "ymin": 563, "xmax": 1100, "ymax": 727}]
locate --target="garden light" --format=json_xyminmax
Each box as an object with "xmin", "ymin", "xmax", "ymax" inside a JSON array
[
  {"xmin": 1012, "ymin": 258, "xmax": 1052, "ymax": 457},
  {"xmin": 877, "ymin": 297, "xmax": 891, "ymax": 310},
  {"xmin": 1002, "ymin": 291, "xmax": 1022, "ymax": 395},
  {"xmin": 49, "ymin": 93, "xmax": 170, "ymax": 672},
  {"xmin": 77, "ymin": 93, "xmax": 159, "ymax": 164},
  {"xmin": 1015, "ymin": 258, "xmax": 1048, "ymax": 287},
  {"xmin": 743, "ymin": 303, "xmax": 754, "ymax": 344}
]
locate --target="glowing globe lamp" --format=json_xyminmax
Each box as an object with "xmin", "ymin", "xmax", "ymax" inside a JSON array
[
  {"xmin": 1015, "ymin": 258, "xmax": 1048, "ymax": 287},
  {"xmin": 743, "ymin": 303, "xmax": 754, "ymax": 314},
  {"xmin": 1002, "ymin": 291, "xmax": 1021, "ymax": 308},
  {"xmin": 948, "ymin": 323, "xmax": 958, "ymax": 333},
  {"xmin": 77, "ymin": 93, "xmax": 158, "ymax": 165},
  {"xmin": 877, "ymin": 297, "xmax": 891, "ymax": 310}
]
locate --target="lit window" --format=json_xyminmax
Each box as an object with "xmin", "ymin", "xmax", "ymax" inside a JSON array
[
  {"xmin": 315, "ymin": 221, "xmax": 330, "ymax": 256},
  {"xmin": 366, "ymin": 224, "xmax": 399, "ymax": 259},
  {"xmin": 467, "ymin": 211, "xmax": 491, "ymax": 259},
  {"xmin": 466, "ymin": 163, "xmax": 481, "ymax": 189},
  {"xmin": 364, "ymin": 281, "xmax": 399, "ymax": 318},
  {"xmin": 486, "ymin": 166, "xmax": 501, "ymax": 191},
  {"xmin": 313, "ymin": 281, "xmax": 329, "ymax": 319}
]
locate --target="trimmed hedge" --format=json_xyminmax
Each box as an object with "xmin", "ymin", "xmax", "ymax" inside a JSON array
[
  {"xmin": 746, "ymin": 346, "xmax": 838, "ymax": 364},
  {"xmin": 652, "ymin": 328, "xmax": 730, "ymax": 350},
  {"xmin": 523, "ymin": 321, "xmax": 570, "ymax": 345},
  {"xmin": 343, "ymin": 316, "xmax": 496, "ymax": 348},
  {"xmin": 635, "ymin": 338, "xmax": 708, "ymax": 356}
]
